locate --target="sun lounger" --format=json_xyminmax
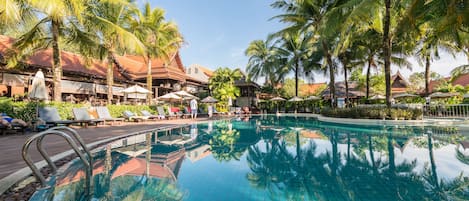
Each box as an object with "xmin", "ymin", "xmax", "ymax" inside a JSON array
[
  {"xmin": 157, "ymin": 106, "xmax": 177, "ymax": 119},
  {"xmin": 0, "ymin": 120, "xmax": 27, "ymax": 135},
  {"xmin": 168, "ymin": 107, "xmax": 180, "ymax": 118},
  {"xmin": 72, "ymin": 108, "xmax": 104, "ymax": 127},
  {"xmin": 95, "ymin": 106, "xmax": 125, "ymax": 124},
  {"xmin": 123, "ymin": 110, "xmax": 147, "ymax": 122},
  {"xmin": 39, "ymin": 107, "xmax": 81, "ymax": 126},
  {"xmin": 141, "ymin": 110, "xmax": 162, "ymax": 120}
]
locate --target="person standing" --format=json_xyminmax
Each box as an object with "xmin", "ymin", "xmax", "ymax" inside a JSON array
[{"xmin": 190, "ymin": 98, "xmax": 198, "ymax": 119}]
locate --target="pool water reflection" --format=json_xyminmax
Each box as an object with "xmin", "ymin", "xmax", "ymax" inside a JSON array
[{"xmin": 42, "ymin": 116, "xmax": 469, "ymax": 201}]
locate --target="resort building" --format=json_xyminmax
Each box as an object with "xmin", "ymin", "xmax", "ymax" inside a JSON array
[
  {"xmin": 185, "ymin": 64, "xmax": 212, "ymax": 95},
  {"xmin": 391, "ymin": 71, "xmax": 410, "ymax": 95},
  {"xmin": 0, "ymin": 35, "xmax": 194, "ymax": 102},
  {"xmin": 429, "ymin": 73, "xmax": 469, "ymax": 93},
  {"xmin": 235, "ymin": 72, "xmax": 260, "ymax": 107}
]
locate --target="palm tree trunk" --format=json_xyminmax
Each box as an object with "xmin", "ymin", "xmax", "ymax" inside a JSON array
[
  {"xmin": 107, "ymin": 52, "xmax": 114, "ymax": 104},
  {"xmin": 295, "ymin": 63, "xmax": 299, "ymax": 97},
  {"xmin": 383, "ymin": 0, "xmax": 392, "ymax": 108},
  {"xmin": 51, "ymin": 20, "xmax": 62, "ymax": 102},
  {"xmin": 344, "ymin": 64, "xmax": 349, "ymax": 107},
  {"xmin": 323, "ymin": 41, "xmax": 335, "ymax": 107},
  {"xmin": 366, "ymin": 57, "xmax": 372, "ymax": 99},
  {"xmin": 147, "ymin": 57, "xmax": 153, "ymax": 105},
  {"xmin": 425, "ymin": 56, "xmax": 431, "ymax": 97}
]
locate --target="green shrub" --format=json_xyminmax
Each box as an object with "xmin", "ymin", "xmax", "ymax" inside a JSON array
[
  {"xmin": 321, "ymin": 106, "xmax": 423, "ymax": 120},
  {"xmin": 0, "ymin": 98, "xmax": 163, "ymax": 121}
]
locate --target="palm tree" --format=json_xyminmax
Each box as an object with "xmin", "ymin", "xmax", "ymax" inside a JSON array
[
  {"xmin": 274, "ymin": 30, "xmax": 314, "ymax": 97},
  {"xmin": 271, "ymin": 0, "xmax": 339, "ymax": 106},
  {"xmin": 85, "ymin": 0, "xmax": 145, "ymax": 103},
  {"xmin": 130, "ymin": 3, "xmax": 183, "ymax": 104},
  {"xmin": 10, "ymin": 0, "xmax": 89, "ymax": 101},
  {"xmin": 0, "ymin": 0, "xmax": 21, "ymax": 29},
  {"xmin": 245, "ymin": 39, "xmax": 285, "ymax": 87}
]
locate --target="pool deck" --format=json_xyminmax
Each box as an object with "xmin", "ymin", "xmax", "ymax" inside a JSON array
[
  {"xmin": 1, "ymin": 113, "xmax": 468, "ymax": 195},
  {"xmin": 0, "ymin": 117, "xmax": 228, "ymax": 195}
]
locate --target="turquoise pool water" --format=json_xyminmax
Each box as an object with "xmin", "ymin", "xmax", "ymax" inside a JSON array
[{"xmin": 34, "ymin": 116, "xmax": 469, "ymax": 201}]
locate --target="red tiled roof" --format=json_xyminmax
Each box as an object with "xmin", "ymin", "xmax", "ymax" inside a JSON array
[
  {"xmin": 428, "ymin": 74, "xmax": 469, "ymax": 93},
  {"xmin": 300, "ymin": 83, "xmax": 326, "ymax": 95},
  {"xmin": 0, "ymin": 35, "xmax": 124, "ymax": 80},
  {"xmin": 115, "ymin": 53, "xmax": 186, "ymax": 82}
]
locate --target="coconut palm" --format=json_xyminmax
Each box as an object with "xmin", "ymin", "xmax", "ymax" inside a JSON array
[
  {"xmin": 9, "ymin": 0, "xmax": 90, "ymax": 101},
  {"xmin": 245, "ymin": 39, "xmax": 287, "ymax": 87},
  {"xmin": 84, "ymin": 0, "xmax": 145, "ymax": 104},
  {"xmin": 271, "ymin": 0, "xmax": 340, "ymax": 105},
  {"xmin": 273, "ymin": 30, "xmax": 314, "ymax": 97},
  {"xmin": 130, "ymin": 3, "xmax": 183, "ymax": 104}
]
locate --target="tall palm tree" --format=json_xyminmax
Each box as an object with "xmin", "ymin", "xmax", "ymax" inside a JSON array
[
  {"xmin": 0, "ymin": 0, "xmax": 21, "ymax": 29},
  {"xmin": 130, "ymin": 3, "xmax": 183, "ymax": 104},
  {"xmin": 274, "ymin": 31, "xmax": 314, "ymax": 97},
  {"xmin": 271, "ymin": 0, "xmax": 339, "ymax": 106},
  {"xmin": 245, "ymin": 39, "xmax": 285, "ymax": 87},
  {"xmin": 85, "ymin": 0, "xmax": 145, "ymax": 103},
  {"xmin": 10, "ymin": 0, "xmax": 88, "ymax": 101}
]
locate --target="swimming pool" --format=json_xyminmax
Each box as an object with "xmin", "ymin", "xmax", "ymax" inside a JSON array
[{"xmin": 31, "ymin": 116, "xmax": 469, "ymax": 200}]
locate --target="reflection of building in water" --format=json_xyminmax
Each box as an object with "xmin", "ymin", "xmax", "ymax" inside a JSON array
[
  {"xmin": 300, "ymin": 129, "xmax": 326, "ymax": 139},
  {"xmin": 185, "ymin": 144, "xmax": 212, "ymax": 163},
  {"xmin": 56, "ymin": 144, "xmax": 186, "ymax": 186}
]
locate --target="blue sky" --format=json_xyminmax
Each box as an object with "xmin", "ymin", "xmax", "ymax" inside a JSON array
[
  {"xmin": 146, "ymin": 1, "xmax": 467, "ymax": 83},
  {"xmin": 149, "ymin": 0, "xmax": 283, "ymax": 71}
]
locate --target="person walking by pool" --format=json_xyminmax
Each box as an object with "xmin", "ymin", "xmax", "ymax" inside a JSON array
[{"xmin": 190, "ymin": 98, "xmax": 198, "ymax": 119}]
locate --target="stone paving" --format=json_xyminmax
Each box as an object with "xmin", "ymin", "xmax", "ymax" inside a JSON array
[{"xmin": 0, "ymin": 117, "xmax": 217, "ymax": 179}]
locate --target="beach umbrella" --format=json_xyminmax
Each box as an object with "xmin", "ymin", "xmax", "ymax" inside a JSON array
[
  {"xmin": 369, "ymin": 94, "xmax": 386, "ymax": 100},
  {"xmin": 121, "ymin": 85, "xmax": 152, "ymax": 100},
  {"xmin": 158, "ymin": 93, "xmax": 182, "ymax": 102},
  {"xmin": 201, "ymin": 96, "xmax": 218, "ymax": 103},
  {"xmin": 393, "ymin": 93, "xmax": 418, "ymax": 99},
  {"xmin": 270, "ymin": 96, "xmax": 286, "ymax": 101},
  {"xmin": 29, "ymin": 69, "xmax": 48, "ymax": 101},
  {"xmin": 429, "ymin": 92, "xmax": 458, "ymax": 98},
  {"xmin": 305, "ymin": 95, "xmax": 320, "ymax": 101},
  {"xmin": 288, "ymin": 96, "xmax": 303, "ymax": 102},
  {"xmin": 173, "ymin": 90, "xmax": 198, "ymax": 100},
  {"xmin": 288, "ymin": 96, "xmax": 303, "ymax": 114},
  {"xmin": 270, "ymin": 96, "xmax": 285, "ymax": 114}
]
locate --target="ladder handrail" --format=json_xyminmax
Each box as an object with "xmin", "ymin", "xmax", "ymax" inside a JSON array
[
  {"xmin": 47, "ymin": 126, "xmax": 93, "ymax": 167},
  {"xmin": 22, "ymin": 130, "xmax": 92, "ymax": 195}
]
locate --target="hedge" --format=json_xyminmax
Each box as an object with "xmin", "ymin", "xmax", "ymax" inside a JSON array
[
  {"xmin": 0, "ymin": 97, "xmax": 166, "ymax": 122},
  {"xmin": 321, "ymin": 106, "xmax": 423, "ymax": 120}
]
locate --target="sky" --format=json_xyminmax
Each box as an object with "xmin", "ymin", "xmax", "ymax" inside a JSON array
[{"xmin": 146, "ymin": 0, "xmax": 468, "ymax": 83}]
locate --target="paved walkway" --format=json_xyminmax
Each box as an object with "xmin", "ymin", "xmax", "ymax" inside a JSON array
[{"xmin": 0, "ymin": 117, "xmax": 216, "ymax": 179}]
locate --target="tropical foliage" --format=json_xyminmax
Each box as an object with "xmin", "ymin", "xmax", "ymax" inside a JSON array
[
  {"xmin": 245, "ymin": 0, "xmax": 468, "ymax": 108},
  {"xmin": 1, "ymin": 0, "xmax": 182, "ymax": 103},
  {"xmin": 208, "ymin": 67, "xmax": 242, "ymax": 104}
]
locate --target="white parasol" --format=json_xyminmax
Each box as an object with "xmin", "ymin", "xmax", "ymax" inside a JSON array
[
  {"xmin": 173, "ymin": 90, "xmax": 198, "ymax": 100},
  {"xmin": 201, "ymin": 96, "xmax": 218, "ymax": 103},
  {"xmin": 29, "ymin": 69, "xmax": 48, "ymax": 100},
  {"xmin": 120, "ymin": 85, "xmax": 152, "ymax": 99},
  {"xmin": 305, "ymin": 95, "xmax": 320, "ymax": 101},
  {"xmin": 369, "ymin": 94, "xmax": 386, "ymax": 100}
]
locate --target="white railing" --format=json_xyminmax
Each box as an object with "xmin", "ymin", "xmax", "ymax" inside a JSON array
[{"xmin": 423, "ymin": 104, "xmax": 469, "ymax": 118}]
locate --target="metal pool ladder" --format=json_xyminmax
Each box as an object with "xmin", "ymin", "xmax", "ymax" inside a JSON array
[{"xmin": 22, "ymin": 126, "xmax": 93, "ymax": 195}]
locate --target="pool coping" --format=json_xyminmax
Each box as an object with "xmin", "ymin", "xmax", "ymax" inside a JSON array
[
  {"xmin": 257, "ymin": 113, "xmax": 469, "ymax": 129},
  {"xmin": 0, "ymin": 124, "xmax": 185, "ymax": 195}
]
